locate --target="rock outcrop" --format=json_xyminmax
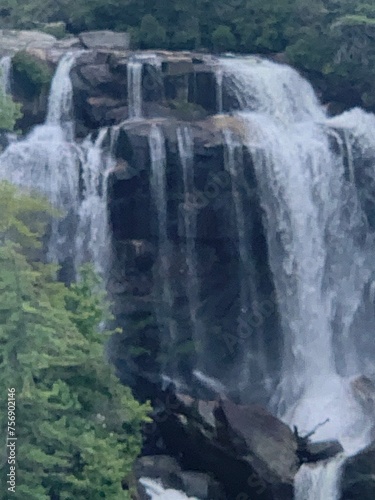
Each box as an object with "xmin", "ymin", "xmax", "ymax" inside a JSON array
[
  {"xmin": 79, "ymin": 30, "xmax": 131, "ymax": 50},
  {"xmin": 341, "ymin": 441, "xmax": 375, "ymax": 500},
  {"xmin": 131, "ymin": 455, "xmax": 225, "ymax": 499},
  {"xmin": 151, "ymin": 391, "xmax": 298, "ymax": 500}
]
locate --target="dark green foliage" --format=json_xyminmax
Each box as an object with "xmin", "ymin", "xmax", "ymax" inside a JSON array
[
  {"xmin": 3, "ymin": 0, "xmax": 375, "ymax": 108},
  {"xmin": 212, "ymin": 25, "xmax": 236, "ymax": 53},
  {"xmin": 0, "ymin": 93, "xmax": 22, "ymax": 131},
  {"xmin": 39, "ymin": 22, "xmax": 68, "ymax": 39},
  {"xmin": 139, "ymin": 14, "xmax": 167, "ymax": 49},
  {"xmin": 0, "ymin": 182, "xmax": 150, "ymax": 499},
  {"xmin": 12, "ymin": 51, "xmax": 53, "ymax": 99}
]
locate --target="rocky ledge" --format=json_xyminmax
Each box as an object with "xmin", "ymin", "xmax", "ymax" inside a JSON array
[
  {"xmin": 125, "ymin": 383, "xmax": 348, "ymax": 500},
  {"xmin": 3, "ymin": 30, "xmax": 224, "ymax": 134}
]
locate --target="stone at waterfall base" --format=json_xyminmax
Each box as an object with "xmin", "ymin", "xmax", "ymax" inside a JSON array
[
  {"xmin": 341, "ymin": 441, "xmax": 375, "ymax": 500},
  {"xmin": 154, "ymin": 394, "xmax": 299, "ymax": 499},
  {"xmin": 130, "ymin": 455, "xmax": 225, "ymax": 499}
]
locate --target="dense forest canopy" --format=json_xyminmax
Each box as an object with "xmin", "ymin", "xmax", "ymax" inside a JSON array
[
  {"xmin": 0, "ymin": 0, "xmax": 372, "ymax": 53},
  {"xmin": 2, "ymin": 0, "xmax": 375, "ymax": 108}
]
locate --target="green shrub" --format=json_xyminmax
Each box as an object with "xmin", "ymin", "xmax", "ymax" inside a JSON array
[
  {"xmin": 0, "ymin": 93, "xmax": 22, "ymax": 131},
  {"xmin": 40, "ymin": 21, "xmax": 68, "ymax": 39},
  {"xmin": 12, "ymin": 51, "xmax": 53, "ymax": 98},
  {"xmin": 139, "ymin": 14, "xmax": 167, "ymax": 49},
  {"xmin": 212, "ymin": 25, "xmax": 236, "ymax": 53}
]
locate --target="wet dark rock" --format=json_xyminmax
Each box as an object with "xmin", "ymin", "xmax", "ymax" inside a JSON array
[
  {"xmin": 304, "ymin": 441, "xmax": 344, "ymax": 463},
  {"xmin": 153, "ymin": 393, "xmax": 298, "ymax": 500},
  {"xmin": 131, "ymin": 455, "xmax": 225, "ymax": 499},
  {"xmin": 341, "ymin": 441, "xmax": 375, "ymax": 500}
]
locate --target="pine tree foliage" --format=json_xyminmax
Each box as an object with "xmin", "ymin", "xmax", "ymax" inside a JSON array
[{"xmin": 0, "ymin": 182, "xmax": 150, "ymax": 499}]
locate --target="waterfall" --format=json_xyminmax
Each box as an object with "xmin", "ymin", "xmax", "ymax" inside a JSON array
[
  {"xmin": 0, "ymin": 55, "xmax": 12, "ymax": 94},
  {"xmin": 220, "ymin": 56, "xmax": 375, "ymax": 497},
  {"xmin": 149, "ymin": 125, "xmax": 177, "ymax": 371},
  {"xmin": 139, "ymin": 478, "xmax": 198, "ymax": 499},
  {"xmin": 75, "ymin": 128, "xmax": 115, "ymax": 277},
  {"xmin": 221, "ymin": 56, "xmax": 324, "ymax": 124},
  {"xmin": 177, "ymin": 125, "xmax": 201, "ymax": 364},
  {"xmin": 0, "ymin": 51, "xmax": 82, "ymax": 273},
  {"xmin": 128, "ymin": 60, "xmax": 143, "ymax": 119},
  {"xmin": 46, "ymin": 51, "xmax": 83, "ymax": 140},
  {"xmin": 223, "ymin": 128, "xmax": 268, "ymax": 393},
  {"xmin": 294, "ymin": 455, "xmax": 346, "ymax": 500},
  {"xmin": 0, "ymin": 50, "xmax": 116, "ymax": 279},
  {"xmin": 216, "ymin": 67, "xmax": 223, "ymax": 113}
]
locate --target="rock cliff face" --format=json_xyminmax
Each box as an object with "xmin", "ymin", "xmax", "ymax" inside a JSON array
[
  {"xmin": 3, "ymin": 31, "xmax": 375, "ymax": 500},
  {"xmin": 1, "ymin": 31, "xmax": 282, "ymax": 404}
]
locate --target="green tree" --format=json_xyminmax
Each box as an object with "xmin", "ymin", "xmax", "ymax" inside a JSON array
[
  {"xmin": 212, "ymin": 25, "xmax": 236, "ymax": 52},
  {"xmin": 139, "ymin": 14, "xmax": 167, "ymax": 49},
  {"xmin": 0, "ymin": 90, "xmax": 22, "ymax": 131},
  {"xmin": 0, "ymin": 182, "xmax": 150, "ymax": 499}
]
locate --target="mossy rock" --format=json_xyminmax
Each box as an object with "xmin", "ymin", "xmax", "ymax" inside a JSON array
[
  {"xmin": 39, "ymin": 22, "xmax": 68, "ymax": 40},
  {"xmin": 12, "ymin": 51, "xmax": 53, "ymax": 99},
  {"xmin": 167, "ymin": 99, "xmax": 208, "ymax": 121}
]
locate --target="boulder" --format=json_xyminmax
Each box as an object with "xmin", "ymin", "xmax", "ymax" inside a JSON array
[
  {"xmin": 341, "ymin": 441, "xmax": 375, "ymax": 500},
  {"xmin": 0, "ymin": 29, "xmax": 57, "ymax": 56},
  {"xmin": 215, "ymin": 399, "xmax": 298, "ymax": 485},
  {"xmin": 79, "ymin": 30, "xmax": 130, "ymax": 50},
  {"xmin": 155, "ymin": 395, "xmax": 298, "ymax": 499},
  {"xmin": 351, "ymin": 375, "xmax": 375, "ymax": 414},
  {"xmin": 303, "ymin": 441, "xmax": 344, "ymax": 463},
  {"xmin": 131, "ymin": 455, "xmax": 224, "ymax": 500}
]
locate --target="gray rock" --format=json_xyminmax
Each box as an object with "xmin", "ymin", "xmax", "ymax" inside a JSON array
[
  {"xmin": 341, "ymin": 441, "xmax": 375, "ymax": 500},
  {"xmin": 79, "ymin": 30, "xmax": 130, "ymax": 50},
  {"xmin": 132, "ymin": 455, "xmax": 224, "ymax": 499},
  {"xmin": 0, "ymin": 30, "xmax": 56, "ymax": 56},
  {"xmin": 215, "ymin": 399, "xmax": 298, "ymax": 485},
  {"xmin": 305, "ymin": 440, "xmax": 344, "ymax": 462}
]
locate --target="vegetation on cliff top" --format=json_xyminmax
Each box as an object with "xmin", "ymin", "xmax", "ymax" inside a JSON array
[
  {"xmin": 0, "ymin": 182, "xmax": 150, "ymax": 499},
  {"xmin": 2, "ymin": 1, "xmax": 375, "ymax": 109}
]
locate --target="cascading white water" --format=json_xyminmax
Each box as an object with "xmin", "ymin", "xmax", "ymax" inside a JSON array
[
  {"xmin": 294, "ymin": 455, "xmax": 347, "ymax": 500},
  {"xmin": 0, "ymin": 51, "xmax": 89, "ymax": 274},
  {"xmin": 139, "ymin": 478, "xmax": 198, "ymax": 500},
  {"xmin": 177, "ymin": 125, "xmax": 202, "ymax": 361},
  {"xmin": 221, "ymin": 56, "xmax": 375, "ymax": 498},
  {"xmin": 0, "ymin": 55, "xmax": 12, "ymax": 94},
  {"xmin": 216, "ymin": 67, "xmax": 223, "ymax": 113},
  {"xmin": 46, "ymin": 51, "xmax": 82, "ymax": 140},
  {"xmin": 0, "ymin": 52, "xmax": 83, "ymax": 267},
  {"xmin": 75, "ymin": 128, "xmax": 115, "ymax": 277},
  {"xmin": 0, "ymin": 50, "xmax": 115, "ymax": 279},
  {"xmin": 149, "ymin": 124, "xmax": 178, "ymax": 369},
  {"xmin": 223, "ymin": 129, "xmax": 268, "ymax": 393},
  {"xmin": 128, "ymin": 60, "xmax": 143, "ymax": 119},
  {"xmin": 127, "ymin": 54, "xmax": 162, "ymax": 120},
  {"xmin": 0, "ymin": 125, "xmax": 80, "ymax": 265}
]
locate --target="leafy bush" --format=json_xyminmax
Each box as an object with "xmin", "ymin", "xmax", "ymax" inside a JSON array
[
  {"xmin": 212, "ymin": 25, "xmax": 236, "ymax": 53},
  {"xmin": 12, "ymin": 51, "xmax": 53, "ymax": 98},
  {"xmin": 39, "ymin": 21, "xmax": 68, "ymax": 39},
  {"xmin": 139, "ymin": 14, "xmax": 167, "ymax": 49},
  {"xmin": 0, "ymin": 93, "xmax": 22, "ymax": 131}
]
